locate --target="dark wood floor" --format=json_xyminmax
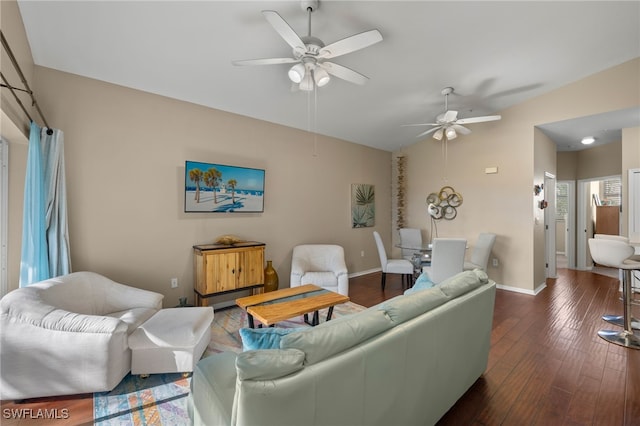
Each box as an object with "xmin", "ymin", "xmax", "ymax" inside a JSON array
[{"xmin": 2, "ymin": 268, "xmax": 639, "ymax": 425}]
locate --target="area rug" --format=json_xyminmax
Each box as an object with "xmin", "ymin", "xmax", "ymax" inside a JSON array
[
  {"xmin": 94, "ymin": 301, "xmax": 365, "ymax": 425},
  {"xmin": 93, "ymin": 373, "xmax": 190, "ymax": 425}
]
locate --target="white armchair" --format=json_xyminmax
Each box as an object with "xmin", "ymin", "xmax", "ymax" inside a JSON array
[
  {"xmin": 0, "ymin": 271, "xmax": 163, "ymax": 400},
  {"xmin": 291, "ymin": 245, "xmax": 349, "ymax": 296}
]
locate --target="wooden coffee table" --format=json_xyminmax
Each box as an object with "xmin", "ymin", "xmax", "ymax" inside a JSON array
[{"xmin": 236, "ymin": 284, "xmax": 350, "ymax": 328}]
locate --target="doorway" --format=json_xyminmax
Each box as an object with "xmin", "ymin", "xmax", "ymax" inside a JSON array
[
  {"xmin": 544, "ymin": 172, "xmax": 556, "ymax": 279},
  {"xmin": 556, "ymin": 180, "xmax": 575, "ymax": 269},
  {"xmin": 576, "ymin": 175, "xmax": 622, "ymax": 270}
]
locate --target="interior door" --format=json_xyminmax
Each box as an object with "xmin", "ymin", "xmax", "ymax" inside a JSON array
[{"xmin": 544, "ymin": 172, "xmax": 556, "ymax": 278}]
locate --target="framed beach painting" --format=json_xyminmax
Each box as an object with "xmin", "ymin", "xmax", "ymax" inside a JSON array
[
  {"xmin": 184, "ymin": 161, "xmax": 265, "ymax": 213},
  {"xmin": 351, "ymin": 183, "xmax": 375, "ymax": 228}
]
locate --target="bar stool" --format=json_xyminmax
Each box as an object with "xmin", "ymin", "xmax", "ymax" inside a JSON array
[{"xmin": 588, "ymin": 238, "xmax": 640, "ymax": 349}]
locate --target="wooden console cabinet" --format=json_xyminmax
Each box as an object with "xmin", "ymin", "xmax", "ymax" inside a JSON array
[{"xmin": 193, "ymin": 242, "xmax": 265, "ymax": 307}]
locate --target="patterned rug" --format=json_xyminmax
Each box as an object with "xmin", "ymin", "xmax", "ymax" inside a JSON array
[
  {"xmin": 93, "ymin": 373, "xmax": 190, "ymax": 425},
  {"xmin": 93, "ymin": 301, "xmax": 365, "ymax": 425}
]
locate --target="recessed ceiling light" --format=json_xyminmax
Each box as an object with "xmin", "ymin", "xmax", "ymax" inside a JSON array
[{"xmin": 581, "ymin": 136, "xmax": 595, "ymax": 145}]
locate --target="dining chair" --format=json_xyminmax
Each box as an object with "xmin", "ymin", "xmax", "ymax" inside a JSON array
[
  {"xmin": 373, "ymin": 231, "xmax": 414, "ymax": 290},
  {"xmin": 422, "ymin": 238, "xmax": 467, "ymax": 284},
  {"xmin": 463, "ymin": 233, "xmax": 497, "ymax": 271},
  {"xmin": 399, "ymin": 228, "xmax": 422, "ymax": 260}
]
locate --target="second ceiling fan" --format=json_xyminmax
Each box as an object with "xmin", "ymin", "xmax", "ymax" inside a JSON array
[
  {"xmin": 406, "ymin": 87, "xmax": 502, "ymax": 140},
  {"xmin": 232, "ymin": 0, "xmax": 383, "ymax": 91}
]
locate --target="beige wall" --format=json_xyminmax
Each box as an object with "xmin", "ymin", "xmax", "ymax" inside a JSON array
[
  {"xmin": 533, "ymin": 128, "xmax": 557, "ymax": 288},
  {"xmin": 397, "ymin": 58, "xmax": 640, "ymax": 293},
  {"xmin": 9, "ymin": 66, "xmax": 390, "ymax": 305},
  {"xmin": 576, "ymin": 141, "xmax": 622, "ymax": 180},
  {"xmin": 557, "ymin": 151, "xmax": 578, "ymax": 181}
]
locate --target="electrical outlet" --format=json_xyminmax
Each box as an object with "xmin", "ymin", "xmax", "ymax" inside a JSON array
[
  {"xmin": 170, "ymin": 278, "xmax": 178, "ymax": 288},
  {"xmin": 361, "ymin": 250, "xmax": 365, "ymax": 257},
  {"xmin": 492, "ymin": 258, "xmax": 499, "ymax": 267}
]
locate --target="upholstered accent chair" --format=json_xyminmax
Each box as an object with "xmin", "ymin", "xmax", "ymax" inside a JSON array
[
  {"xmin": 290, "ymin": 244, "xmax": 349, "ymax": 296},
  {"xmin": 0, "ymin": 271, "xmax": 163, "ymax": 400}
]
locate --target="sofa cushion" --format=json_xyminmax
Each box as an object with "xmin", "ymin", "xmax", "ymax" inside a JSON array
[
  {"xmin": 383, "ymin": 269, "xmax": 488, "ymax": 325},
  {"xmin": 438, "ymin": 269, "xmax": 488, "ymax": 298},
  {"xmin": 280, "ymin": 308, "xmax": 392, "ymax": 365},
  {"xmin": 235, "ymin": 348, "xmax": 305, "ymax": 380},
  {"xmin": 381, "ymin": 286, "xmax": 449, "ymax": 324},
  {"xmin": 239, "ymin": 327, "xmax": 306, "ymax": 351}
]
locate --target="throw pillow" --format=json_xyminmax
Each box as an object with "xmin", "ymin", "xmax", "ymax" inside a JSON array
[
  {"xmin": 239, "ymin": 327, "xmax": 306, "ymax": 351},
  {"xmin": 404, "ymin": 272, "xmax": 434, "ymax": 295}
]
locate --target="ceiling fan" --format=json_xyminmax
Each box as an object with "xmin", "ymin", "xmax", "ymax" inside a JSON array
[
  {"xmin": 232, "ymin": 0, "xmax": 383, "ymax": 91},
  {"xmin": 406, "ymin": 87, "xmax": 502, "ymax": 140}
]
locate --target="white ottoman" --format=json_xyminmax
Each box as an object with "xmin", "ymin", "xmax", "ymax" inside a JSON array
[{"xmin": 129, "ymin": 307, "xmax": 214, "ymax": 376}]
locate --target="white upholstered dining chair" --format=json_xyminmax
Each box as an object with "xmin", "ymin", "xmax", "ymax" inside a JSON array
[
  {"xmin": 399, "ymin": 228, "xmax": 423, "ymax": 261},
  {"xmin": 463, "ymin": 233, "xmax": 496, "ymax": 271},
  {"xmin": 373, "ymin": 231, "xmax": 414, "ymax": 290},
  {"xmin": 422, "ymin": 238, "xmax": 467, "ymax": 284}
]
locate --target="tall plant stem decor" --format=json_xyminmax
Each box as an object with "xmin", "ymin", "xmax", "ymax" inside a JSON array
[{"xmin": 396, "ymin": 155, "xmax": 406, "ymax": 229}]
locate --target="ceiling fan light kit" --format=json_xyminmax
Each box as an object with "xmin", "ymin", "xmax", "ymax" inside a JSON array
[
  {"xmin": 405, "ymin": 87, "xmax": 502, "ymax": 141},
  {"xmin": 233, "ymin": 0, "xmax": 383, "ymax": 91}
]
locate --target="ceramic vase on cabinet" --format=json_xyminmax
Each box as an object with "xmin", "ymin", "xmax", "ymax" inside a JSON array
[{"xmin": 264, "ymin": 260, "xmax": 279, "ymax": 292}]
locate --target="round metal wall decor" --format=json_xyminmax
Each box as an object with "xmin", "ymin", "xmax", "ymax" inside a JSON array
[{"xmin": 427, "ymin": 186, "xmax": 463, "ymax": 220}]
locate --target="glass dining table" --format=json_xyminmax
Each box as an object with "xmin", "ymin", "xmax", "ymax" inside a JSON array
[{"xmin": 395, "ymin": 243, "xmax": 432, "ymax": 276}]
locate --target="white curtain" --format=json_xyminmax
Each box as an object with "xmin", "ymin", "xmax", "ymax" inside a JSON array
[
  {"xmin": 19, "ymin": 123, "xmax": 71, "ymax": 286},
  {"xmin": 40, "ymin": 127, "xmax": 71, "ymax": 278}
]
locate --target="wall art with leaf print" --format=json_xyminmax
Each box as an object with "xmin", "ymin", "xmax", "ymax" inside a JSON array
[{"xmin": 351, "ymin": 183, "xmax": 375, "ymax": 228}]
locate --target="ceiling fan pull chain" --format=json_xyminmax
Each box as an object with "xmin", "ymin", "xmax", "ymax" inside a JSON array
[
  {"xmin": 443, "ymin": 138, "xmax": 449, "ymax": 182},
  {"xmin": 313, "ymin": 84, "xmax": 319, "ymax": 156}
]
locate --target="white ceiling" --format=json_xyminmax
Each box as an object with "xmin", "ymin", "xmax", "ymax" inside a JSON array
[{"xmin": 16, "ymin": 1, "xmax": 640, "ymax": 152}]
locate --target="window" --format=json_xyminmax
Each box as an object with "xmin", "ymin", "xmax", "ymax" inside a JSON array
[
  {"xmin": 556, "ymin": 182, "xmax": 569, "ymax": 219},
  {"xmin": 601, "ymin": 177, "xmax": 621, "ymax": 206}
]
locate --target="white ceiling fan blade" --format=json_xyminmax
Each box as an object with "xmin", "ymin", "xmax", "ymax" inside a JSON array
[
  {"xmin": 451, "ymin": 124, "xmax": 471, "ymax": 135},
  {"xmin": 262, "ymin": 10, "xmax": 305, "ymax": 51},
  {"xmin": 416, "ymin": 126, "xmax": 441, "ymax": 138},
  {"xmin": 232, "ymin": 57, "xmax": 299, "ymax": 66},
  {"xmin": 318, "ymin": 29, "xmax": 383, "ymax": 59},
  {"xmin": 456, "ymin": 115, "xmax": 502, "ymax": 125},
  {"xmin": 401, "ymin": 123, "xmax": 440, "ymax": 127},
  {"xmin": 320, "ymin": 62, "xmax": 369, "ymax": 85}
]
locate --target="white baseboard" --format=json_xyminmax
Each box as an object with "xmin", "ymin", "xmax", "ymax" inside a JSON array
[
  {"xmin": 349, "ymin": 268, "xmax": 381, "ymax": 278},
  {"xmin": 495, "ymin": 282, "xmax": 546, "ymax": 296}
]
